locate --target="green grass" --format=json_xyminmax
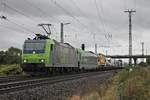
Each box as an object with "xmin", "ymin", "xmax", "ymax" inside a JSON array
[
  {"xmin": 0, "ymin": 64, "xmax": 22, "ymax": 76},
  {"xmin": 102, "ymin": 66, "xmax": 150, "ymax": 100},
  {"xmin": 115, "ymin": 67, "xmax": 150, "ymax": 100}
]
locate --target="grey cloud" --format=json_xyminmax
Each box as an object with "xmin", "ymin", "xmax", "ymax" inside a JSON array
[{"xmin": 0, "ymin": 0, "xmax": 150, "ymax": 55}]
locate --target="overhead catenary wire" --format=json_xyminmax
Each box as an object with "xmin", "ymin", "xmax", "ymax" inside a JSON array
[
  {"xmin": 0, "ymin": 1, "xmax": 35, "ymax": 35},
  {"xmin": 123, "ymin": 0, "xmax": 136, "ymax": 10},
  {"xmin": 22, "ymin": 0, "xmax": 65, "ymax": 36},
  {"xmin": 0, "ymin": 1, "xmax": 51, "ymax": 35},
  {"xmin": 0, "ymin": 24, "xmax": 30, "ymax": 34},
  {"xmin": 94, "ymin": 0, "xmax": 103, "ymax": 33},
  {"xmin": 134, "ymin": 0, "xmax": 137, "ymax": 10},
  {"xmin": 1, "ymin": 0, "xmax": 69, "ymax": 39},
  {"xmin": 0, "ymin": 12, "xmax": 35, "ymax": 34},
  {"xmin": 23, "ymin": 0, "xmax": 71, "ymax": 36},
  {"xmin": 22, "ymin": 0, "xmax": 62, "ymax": 23},
  {"xmin": 123, "ymin": 0, "xmax": 127, "ymax": 10},
  {"xmin": 3, "ymin": 2, "xmax": 35, "ymax": 22},
  {"xmin": 69, "ymin": 0, "xmax": 87, "ymax": 18},
  {"xmin": 1, "ymin": 17, "xmax": 35, "ymax": 34},
  {"xmin": 7, "ymin": 0, "xmax": 73, "ymax": 37},
  {"xmin": 0, "ymin": 0, "xmax": 5, "ymax": 16},
  {"xmin": 50, "ymin": 0, "xmax": 93, "ymax": 34},
  {"xmin": 94, "ymin": 0, "xmax": 108, "ymax": 34},
  {"xmin": 51, "ymin": 0, "xmax": 90, "ymax": 35},
  {"xmin": 7, "ymin": 19, "xmax": 35, "ymax": 33},
  {"xmin": 23, "ymin": 0, "xmax": 86, "ymax": 36},
  {"xmin": 99, "ymin": 0, "xmax": 111, "ymax": 35},
  {"xmin": 1, "ymin": 2, "xmax": 41, "ymax": 31},
  {"xmin": 95, "ymin": 0, "xmax": 113, "ymax": 43},
  {"xmin": 94, "ymin": 0, "xmax": 116, "ymax": 54},
  {"xmin": 68, "ymin": 0, "xmax": 97, "ymax": 34},
  {"xmin": 1, "ymin": 0, "xmax": 113, "ymax": 44}
]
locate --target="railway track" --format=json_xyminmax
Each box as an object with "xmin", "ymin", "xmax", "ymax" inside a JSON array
[
  {"xmin": 0, "ymin": 70, "xmax": 115, "ymax": 95},
  {"xmin": 0, "ymin": 75, "xmax": 37, "ymax": 84},
  {"xmin": 0, "ymin": 67, "xmax": 122, "ymax": 84}
]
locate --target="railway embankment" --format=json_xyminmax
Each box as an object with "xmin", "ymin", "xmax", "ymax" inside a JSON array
[
  {"xmin": 71, "ymin": 66, "xmax": 150, "ymax": 100},
  {"xmin": 0, "ymin": 71, "xmax": 116, "ymax": 100}
]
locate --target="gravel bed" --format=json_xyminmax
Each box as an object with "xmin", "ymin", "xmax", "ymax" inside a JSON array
[{"xmin": 0, "ymin": 72, "xmax": 114, "ymax": 100}]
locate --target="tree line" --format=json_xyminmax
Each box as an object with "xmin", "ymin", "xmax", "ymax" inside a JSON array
[{"xmin": 0, "ymin": 47, "xmax": 22, "ymax": 64}]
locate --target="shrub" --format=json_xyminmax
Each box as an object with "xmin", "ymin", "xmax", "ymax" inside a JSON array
[{"xmin": 0, "ymin": 64, "xmax": 22, "ymax": 76}]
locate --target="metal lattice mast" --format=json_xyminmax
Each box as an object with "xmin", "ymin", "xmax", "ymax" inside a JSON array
[
  {"xmin": 141, "ymin": 42, "xmax": 144, "ymax": 56},
  {"xmin": 124, "ymin": 9, "xmax": 136, "ymax": 65}
]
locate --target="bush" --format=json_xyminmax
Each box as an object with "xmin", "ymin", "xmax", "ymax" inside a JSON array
[
  {"xmin": 0, "ymin": 47, "xmax": 22, "ymax": 64},
  {"xmin": 0, "ymin": 64, "xmax": 22, "ymax": 76}
]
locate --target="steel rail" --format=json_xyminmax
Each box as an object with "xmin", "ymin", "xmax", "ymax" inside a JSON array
[{"xmin": 0, "ymin": 71, "xmax": 114, "ymax": 95}]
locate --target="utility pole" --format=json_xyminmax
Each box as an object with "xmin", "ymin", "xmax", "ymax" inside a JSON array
[
  {"xmin": 60, "ymin": 23, "xmax": 70, "ymax": 43},
  {"xmin": 124, "ymin": 9, "xmax": 136, "ymax": 65},
  {"xmin": 141, "ymin": 42, "xmax": 144, "ymax": 56},
  {"xmin": 95, "ymin": 43, "xmax": 97, "ymax": 54},
  {"xmin": 141, "ymin": 42, "xmax": 144, "ymax": 62},
  {"xmin": 60, "ymin": 23, "xmax": 64, "ymax": 43}
]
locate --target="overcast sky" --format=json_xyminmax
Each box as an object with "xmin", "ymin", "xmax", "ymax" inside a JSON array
[{"xmin": 0, "ymin": 0, "xmax": 150, "ymax": 55}]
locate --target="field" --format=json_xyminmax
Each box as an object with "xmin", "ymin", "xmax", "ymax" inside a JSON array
[{"xmin": 70, "ymin": 66, "xmax": 150, "ymax": 100}]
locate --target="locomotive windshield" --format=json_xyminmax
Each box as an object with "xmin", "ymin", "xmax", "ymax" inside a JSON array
[{"xmin": 23, "ymin": 40, "xmax": 46, "ymax": 54}]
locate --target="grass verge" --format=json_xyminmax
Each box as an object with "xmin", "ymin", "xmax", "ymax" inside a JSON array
[
  {"xmin": 0, "ymin": 64, "xmax": 22, "ymax": 76},
  {"xmin": 69, "ymin": 67, "xmax": 150, "ymax": 100}
]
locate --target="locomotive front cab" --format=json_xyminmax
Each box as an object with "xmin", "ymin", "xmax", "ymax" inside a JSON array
[
  {"xmin": 22, "ymin": 39, "xmax": 53, "ymax": 72},
  {"xmin": 97, "ymin": 53, "xmax": 106, "ymax": 68}
]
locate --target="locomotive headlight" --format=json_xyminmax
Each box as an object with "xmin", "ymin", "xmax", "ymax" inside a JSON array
[
  {"xmin": 41, "ymin": 59, "xmax": 44, "ymax": 62},
  {"xmin": 23, "ymin": 60, "xmax": 27, "ymax": 63}
]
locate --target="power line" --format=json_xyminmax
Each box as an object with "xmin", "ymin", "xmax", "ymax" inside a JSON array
[
  {"xmin": 134, "ymin": 0, "xmax": 137, "ymax": 10},
  {"xmin": 99, "ymin": 0, "xmax": 111, "ymax": 34},
  {"xmin": 70, "ymin": 0, "xmax": 87, "ymax": 18},
  {"xmin": 123, "ymin": 0, "xmax": 127, "ymax": 10},
  {"xmin": 51, "ymin": 0, "xmax": 91, "ymax": 35},
  {"xmin": 94, "ymin": 0, "xmax": 112, "ymax": 48},
  {"xmin": 2, "ymin": 2, "xmax": 40, "ymax": 29},
  {"xmin": 7, "ymin": 19, "xmax": 35, "ymax": 33},
  {"xmin": 123, "ymin": 0, "xmax": 137, "ymax": 10},
  {"xmin": 2, "ymin": 17, "xmax": 35, "ymax": 33},
  {"xmin": 51, "ymin": 25, "xmax": 58, "ymax": 34},
  {"xmin": 5, "ymin": 0, "xmax": 80, "ymax": 39},
  {"xmin": 0, "ymin": 14, "xmax": 34, "ymax": 34},
  {"xmin": 0, "ymin": 24, "xmax": 30, "ymax": 34},
  {"xmin": 94, "ymin": 0, "xmax": 109, "ymax": 35},
  {"xmin": 3, "ymin": 2, "xmax": 34, "ymax": 21},
  {"xmin": 23, "ymin": 0, "xmax": 85, "ymax": 36},
  {"xmin": 51, "ymin": 0, "xmax": 92, "ymax": 34},
  {"xmin": 94, "ymin": 0, "xmax": 103, "ymax": 32},
  {"xmin": 0, "ymin": 1, "xmax": 45, "ymax": 35},
  {"xmin": 23, "ymin": 0, "xmax": 81, "ymax": 38},
  {"xmin": 23, "ymin": 0, "xmax": 62, "ymax": 23},
  {"xmin": 1, "ymin": 0, "xmax": 4, "ymax": 15},
  {"xmin": 3, "ymin": 1, "xmax": 56, "ymax": 30},
  {"xmin": 23, "ymin": 0, "xmax": 93, "ymax": 38}
]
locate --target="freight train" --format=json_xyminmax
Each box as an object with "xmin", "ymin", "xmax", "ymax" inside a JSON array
[{"xmin": 21, "ymin": 34, "xmax": 122, "ymax": 74}]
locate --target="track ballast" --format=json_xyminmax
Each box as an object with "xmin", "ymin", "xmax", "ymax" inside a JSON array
[{"xmin": 0, "ymin": 70, "xmax": 118, "ymax": 95}]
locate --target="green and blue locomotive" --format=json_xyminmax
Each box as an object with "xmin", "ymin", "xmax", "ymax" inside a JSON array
[{"xmin": 22, "ymin": 34, "xmax": 98, "ymax": 74}]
